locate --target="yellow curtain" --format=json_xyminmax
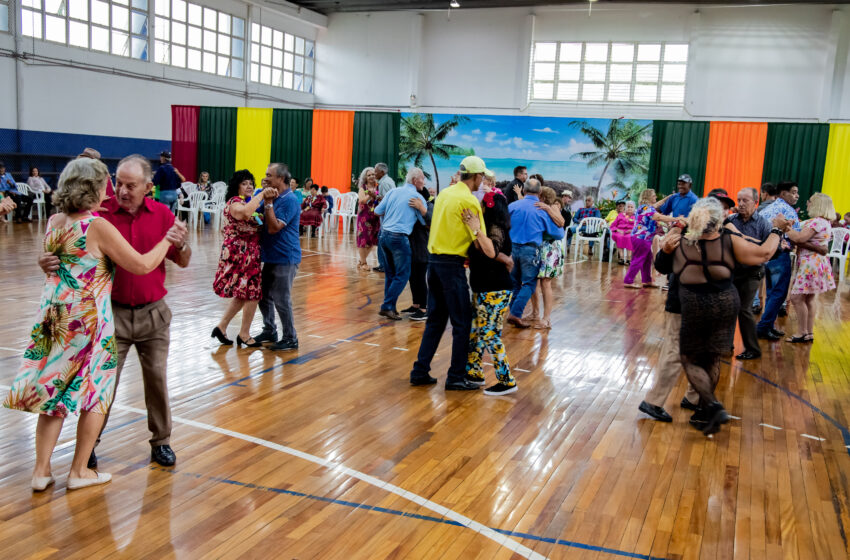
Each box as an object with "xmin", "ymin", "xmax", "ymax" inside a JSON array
[
  {"xmin": 821, "ymin": 123, "xmax": 850, "ymax": 214},
  {"xmin": 235, "ymin": 107, "xmax": 274, "ymax": 185}
]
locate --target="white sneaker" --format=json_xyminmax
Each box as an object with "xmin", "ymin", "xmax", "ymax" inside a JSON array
[
  {"xmin": 67, "ymin": 471, "xmax": 111, "ymax": 490},
  {"xmin": 484, "ymin": 383, "xmax": 518, "ymax": 396}
]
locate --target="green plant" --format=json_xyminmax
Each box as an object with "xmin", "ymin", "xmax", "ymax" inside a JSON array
[
  {"xmin": 597, "ymin": 199, "xmax": 618, "ymax": 216},
  {"xmin": 399, "ymin": 113, "xmax": 469, "ymax": 192}
]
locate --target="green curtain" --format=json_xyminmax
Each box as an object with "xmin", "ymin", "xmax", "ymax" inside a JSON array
[
  {"xmin": 647, "ymin": 120, "xmax": 710, "ymax": 196},
  {"xmin": 197, "ymin": 107, "xmax": 237, "ymax": 184},
  {"xmin": 761, "ymin": 123, "xmax": 829, "ymax": 204},
  {"xmin": 270, "ymin": 108, "xmax": 313, "ymax": 182},
  {"xmin": 351, "ymin": 111, "xmax": 401, "ymax": 182}
]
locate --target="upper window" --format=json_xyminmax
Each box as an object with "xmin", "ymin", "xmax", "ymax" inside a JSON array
[
  {"xmin": 530, "ymin": 41, "xmax": 688, "ymax": 105},
  {"xmin": 153, "ymin": 0, "xmax": 244, "ymax": 78},
  {"xmin": 20, "ymin": 0, "xmax": 150, "ymax": 59},
  {"xmin": 0, "ymin": 0, "xmax": 10, "ymax": 32},
  {"xmin": 249, "ymin": 23, "xmax": 314, "ymax": 93}
]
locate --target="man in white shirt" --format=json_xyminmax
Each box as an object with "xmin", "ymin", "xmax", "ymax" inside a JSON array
[{"xmin": 375, "ymin": 163, "xmax": 396, "ymax": 197}]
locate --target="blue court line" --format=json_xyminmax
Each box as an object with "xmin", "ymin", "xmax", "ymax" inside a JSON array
[
  {"xmin": 179, "ymin": 322, "xmax": 388, "ymax": 405},
  {"xmin": 724, "ymin": 359, "xmax": 850, "ymax": 455},
  {"xmin": 357, "ymin": 294, "xmax": 372, "ymax": 310},
  {"xmin": 133, "ymin": 461, "xmax": 667, "ymax": 560}
]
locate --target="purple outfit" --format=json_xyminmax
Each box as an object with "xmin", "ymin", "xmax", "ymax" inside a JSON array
[{"xmin": 624, "ymin": 204, "xmax": 659, "ymax": 285}]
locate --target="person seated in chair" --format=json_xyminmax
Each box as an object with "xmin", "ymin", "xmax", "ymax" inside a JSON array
[
  {"xmin": 321, "ymin": 186, "xmax": 334, "ymax": 219},
  {"xmin": 300, "ymin": 184, "xmax": 327, "ymax": 237},
  {"xmin": 566, "ymin": 195, "xmax": 602, "ymax": 255}
]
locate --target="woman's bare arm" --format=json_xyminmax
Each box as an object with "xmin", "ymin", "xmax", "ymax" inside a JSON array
[{"xmin": 88, "ymin": 218, "xmax": 170, "ymax": 275}]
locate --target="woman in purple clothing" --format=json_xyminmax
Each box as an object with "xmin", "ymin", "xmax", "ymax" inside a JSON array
[{"xmin": 624, "ymin": 189, "xmax": 677, "ymax": 288}]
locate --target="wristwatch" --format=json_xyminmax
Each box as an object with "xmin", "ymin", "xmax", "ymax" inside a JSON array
[{"xmin": 770, "ymin": 227, "xmax": 784, "ymax": 236}]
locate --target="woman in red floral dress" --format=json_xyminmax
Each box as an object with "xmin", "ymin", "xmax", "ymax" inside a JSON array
[
  {"xmin": 356, "ymin": 167, "xmax": 381, "ymax": 270},
  {"xmin": 300, "ymin": 184, "xmax": 327, "ymax": 236},
  {"xmin": 212, "ymin": 170, "xmax": 269, "ymax": 347}
]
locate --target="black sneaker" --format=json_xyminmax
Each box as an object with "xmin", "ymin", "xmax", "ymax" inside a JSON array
[
  {"xmin": 680, "ymin": 397, "xmax": 698, "ymax": 411},
  {"xmin": 484, "ymin": 383, "xmax": 517, "ymax": 396},
  {"xmin": 409, "ymin": 309, "xmax": 428, "ymax": 321},
  {"xmin": 465, "ymin": 375, "xmax": 486, "ymax": 386},
  {"xmin": 253, "ymin": 331, "xmax": 277, "ymax": 344},
  {"xmin": 270, "ymin": 338, "xmax": 299, "ymax": 351},
  {"xmin": 410, "ymin": 375, "xmax": 438, "ymax": 386},
  {"xmin": 401, "ymin": 306, "xmax": 418, "ymax": 314}
]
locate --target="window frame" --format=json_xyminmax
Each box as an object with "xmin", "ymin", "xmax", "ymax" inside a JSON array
[
  {"xmin": 529, "ymin": 40, "xmax": 689, "ymax": 106},
  {"xmin": 249, "ymin": 21, "xmax": 314, "ymax": 93}
]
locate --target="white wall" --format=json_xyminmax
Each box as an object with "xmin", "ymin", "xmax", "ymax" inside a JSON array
[
  {"xmin": 315, "ymin": 3, "xmax": 850, "ymax": 123},
  {"xmin": 0, "ymin": 0, "xmax": 323, "ymax": 141}
]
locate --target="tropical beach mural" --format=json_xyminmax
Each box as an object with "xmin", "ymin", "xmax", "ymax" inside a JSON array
[{"xmin": 399, "ymin": 113, "xmax": 652, "ymax": 207}]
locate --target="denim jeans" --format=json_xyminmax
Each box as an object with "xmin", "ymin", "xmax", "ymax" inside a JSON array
[
  {"xmin": 258, "ymin": 262, "xmax": 299, "ymax": 343},
  {"xmin": 159, "ymin": 189, "xmax": 178, "ymax": 212},
  {"xmin": 378, "ymin": 232, "xmax": 412, "ymax": 311},
  {"xmin": 410, "ymin": 255, "xmax": 472, "ymax": 384},
  {"xmin": 756, "ymin": 252, "xmax": 791, "ymax": 333},
  {"xmin": 510, "ymin": 243, "xmax": 541, "ymax": 317}
]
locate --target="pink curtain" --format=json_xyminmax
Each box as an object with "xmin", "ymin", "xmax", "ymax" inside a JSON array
[{"xmin": 172, "ymin": 105, "xmax": 200, "ymax": 184}]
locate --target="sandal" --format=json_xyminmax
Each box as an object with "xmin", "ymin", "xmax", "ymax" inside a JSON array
[
  {"xmin": 785, "ymin": 335, "xmax": 810, "ymax": 343},
  {"xmin": 533, "ymin": 319, "xmax": 551, "ymax": 330}
]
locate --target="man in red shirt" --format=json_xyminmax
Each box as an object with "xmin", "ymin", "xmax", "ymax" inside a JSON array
[{"xmin": 40, "ymin": 154, "xmax": 190, "ymax": 467}]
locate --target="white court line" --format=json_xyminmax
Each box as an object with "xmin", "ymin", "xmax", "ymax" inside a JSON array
[
  {"xmin": 801, "ymin": 434, "xmax": 826, "ymax": 442},
  {"xmin": 363, "ymin": 342, "xmax": 379, "ymax": 347},
  {"xmin": 760, "ymin": 423, "xmax": 783, "ymax": 430},
  {"xmin": 307, "ymin": 335, "xmax": 324, "ymax": 339},
  {"xmin": 0, "ymin": 346, "xmax": 20, "ymax": 352},
  {"xmin": 393, "ymin": 347, "xmax": 409, "ymax": 352},
  {"xmin": 727, "ymin": 415, "xmax": 742, "ymax": 420},
  {"xmin": 515, "ymin": 368, "xmax": 530, "ymax": 373},
  {"xmin": 104, "ymin": 400, "xmax": 546, "ymax": 560}
]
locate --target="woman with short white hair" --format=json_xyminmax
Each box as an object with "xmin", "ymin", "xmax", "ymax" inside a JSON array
[
  {"xmin": 783, "ymin": 192, "xmax": 836, "ymax": 343},
  {"xmin": 672, "ymin": 197, "xmax": 785, "ymax": 435}
]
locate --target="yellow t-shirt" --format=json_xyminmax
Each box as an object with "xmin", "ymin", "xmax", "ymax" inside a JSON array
[
  {"xmin": 427, "ymin": 182, "xmax": 485, "ymax": 256},
  {"xmin": 605, "ymin": 209, "xmax": 619, "ymax": 224}
]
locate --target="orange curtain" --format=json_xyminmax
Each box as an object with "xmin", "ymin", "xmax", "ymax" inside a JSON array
[
  {"xmin": 704, "ymin": 121, "xmax": 768, "ymax": 201},
  {"xmin": 311, "ymin": 110, "xmax": 355, "ymax": 192}
]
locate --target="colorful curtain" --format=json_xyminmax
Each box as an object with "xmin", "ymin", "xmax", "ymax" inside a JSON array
[
  {"xmin": 311, "ymin": 110, "xmax": 355, "ymax": 192},
  {"xmin": 235, "ymin": 108, "xmax": 274, "ymax": 186},
  {"xmin": 197, "ymin": 107, "xmax": 237, "ymax": 184},
  {"xmin": 821, "ymin": 124, "xmax": 850, "ymax": 215},
  {"xmin": 270, "ymin": 109, "xmax": 313, "ymax": 183},
  {"xmin": 704, "ymin": 121, "xmax": 768, "ymax": 201},
  {"xmin": 171, "ymin": 105, "xmax": 199, "ymax": 184},
  {"xmin": 761, "ymin": 123, "xmax": 829, "ymax": 208},
  {"xmin": 647, "ymin": 120, "xmax": 710, "ymax": 196},
  {"xmin": 351, "ymin": 111, "xmax": 401, "ymax": 182}
]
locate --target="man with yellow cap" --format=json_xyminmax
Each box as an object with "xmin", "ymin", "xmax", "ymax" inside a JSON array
[{"xmin": 409, "ymin": 156, "xmax": 493, "ymax": 391}]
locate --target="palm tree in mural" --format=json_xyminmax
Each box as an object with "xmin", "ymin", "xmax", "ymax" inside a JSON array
[
  {"xmin": 400, "ymin": 113, "xmax": 469, "ymax": 192},
  {"xmin": 570, "ymin": 119, "xmax": 652, "ymax": 192}
]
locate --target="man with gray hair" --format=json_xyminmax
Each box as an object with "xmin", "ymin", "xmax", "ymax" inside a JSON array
[
  {"xmin": 373, "ymin": 168, "xmax": 428, "ymax": 320},
  {"xmin": 506, "ymin": 178, "xmax": 564, "ymax": 328},
  {"xmin": 38, "ymin": 154, "xmax": 191, "ymax": 468},
  {"xmin": 726, "ymin": 187, "xmax": 771, "ymax": 360},
  {"xmin": 375, "ymin": 162, "xmax": 395, "ymax": 197}
]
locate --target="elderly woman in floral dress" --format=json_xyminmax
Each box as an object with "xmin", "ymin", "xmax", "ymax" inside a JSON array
[
  {"xmin": 356, "ymin": 167, "xmax": 382, "ymax": 270},
  {"xmin": 211, "ymin": 169, "xmax": 273, "ymax": 348}
]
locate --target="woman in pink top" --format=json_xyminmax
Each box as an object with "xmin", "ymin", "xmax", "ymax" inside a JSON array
[{"xmin": 610, "ymin": 200, "xmax": 636, "ymax": 264}]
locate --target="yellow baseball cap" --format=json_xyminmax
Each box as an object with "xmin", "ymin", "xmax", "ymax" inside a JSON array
[{"xmin": 459, "ymin": 156, "xmax": 494, "ymax": 178}]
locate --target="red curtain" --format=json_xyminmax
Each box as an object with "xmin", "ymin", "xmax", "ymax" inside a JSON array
[{"xmin": 172, "ymin": 105, "xmax": 200, "ymax": 184}]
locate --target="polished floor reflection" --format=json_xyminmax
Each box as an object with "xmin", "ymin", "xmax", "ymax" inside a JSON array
[{"xmin": 1, "ymin": 220, "xmax": 849, "ymax": 560}]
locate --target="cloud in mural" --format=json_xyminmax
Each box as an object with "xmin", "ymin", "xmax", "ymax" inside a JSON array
[{"xmin": 399, "ymin": 112, "xmax": 652, "ymax": 201}]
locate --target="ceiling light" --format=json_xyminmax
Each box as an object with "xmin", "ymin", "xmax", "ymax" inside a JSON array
[{"xmin": 450, "ymin": 0, "xmax": 460, "ymax": 8}]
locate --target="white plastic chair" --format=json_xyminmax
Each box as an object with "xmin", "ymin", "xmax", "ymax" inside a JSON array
[
  {"xmin": 328, "ymin": 188, "xmax": 341, "ymax": 200},
  {"xmin": 336, "ymin": 192, "xmax": 359, "ymax": 234},
  {"xmin": 827, "ymin": 227, "xmax": 850, "ymax": 287},
  {"xmin": 573, "ymin": 217, "xmax": 608, "ymax": 261},
  {"xmin": 203, "ymin": 191, "xmax": 227, "ymax": 230},
  {"xmin": 24, "ymin": 184, "xmax": 47, "ymax": 220},
  {"xmin": 178, "ymin": 191, "xmax": 208, "ymax": 228}
]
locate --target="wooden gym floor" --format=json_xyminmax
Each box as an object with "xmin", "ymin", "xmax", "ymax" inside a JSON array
[{"xmin": 1, "ymin": 220, "xmax": 850, "ymax": 560}]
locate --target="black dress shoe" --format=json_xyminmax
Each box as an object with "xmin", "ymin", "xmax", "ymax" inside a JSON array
[
  {"xmin": 236, "ymin": 335, "xmax": 262, "ymax": 347},
  {"xmin": 445, "ymin": 379, "xmax": 481, "ymax": 391},
  {"xmin": 252, "ymin": 331, "xmax": 277, "ymax": 344},
  {"xmin": 211, "ymin": 326, "xmax": 234, "ymax": 345},
  {"xmin": 378, "ymin": 309, "xmax": 403, "ymax": 321},
  {"xmin": 770, "ymin": 328, "xmax": 785, "ymax": 337},
  {"xmin": 87, "ymin": 450, "xmax": 98, "ymax": 469},
  {"xmin": 735, "ymin": 350, "xmax": 761, "ymax": 360},
  {"xmin": 151, "ymin": 445, "xmax": 176, "ymax": 467},
  {"xmin": 680, "ymin": 397, "xmax": 698, "ymax": 411},
  {"xmin": 270, "ymin": 338, "xmax": 299, "ymax": 351},
  {"xmin": 638, "ymin": 401, "xmax": 672, "ymax": 422},
  {"xmin": 757, "ymin": 330, "xmax": 781, "ymax": 341},
  {"xmin": 372, "ymin": 266, "xmax": 384, "ymax": 272},
  {"xmin": 410, "ymin": 375, "xmax": 438, "ymax": 386}
]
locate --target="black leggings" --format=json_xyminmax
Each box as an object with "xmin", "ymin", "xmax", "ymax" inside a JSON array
[{"xmin": 409, "ymin": 260, "xmax": 428, "ymax": 308}]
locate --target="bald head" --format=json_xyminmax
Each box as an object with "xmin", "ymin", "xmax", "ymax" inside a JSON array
[{"xmin": 524, "ymin": 178, "xmax": 542, "ymax": 195}]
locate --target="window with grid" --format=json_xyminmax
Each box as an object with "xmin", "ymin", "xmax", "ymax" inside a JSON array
[
  {"xmin": 530, "ymin": 42, "xmax": 688, "ymax": 105},
  {"xmin": 153, "ymin": 0, "xmax": 244, "ymax": 78},
  {"xmin": 20, "ymin": 0, "xmax": 150, "ymax": 59},
  {"xmin": 0, "ymin": 0, "xmax": 10, "ymax": 32},
  {"xmin": 249, "ymin": 23, "xmax": 314, "ymax": 93}
]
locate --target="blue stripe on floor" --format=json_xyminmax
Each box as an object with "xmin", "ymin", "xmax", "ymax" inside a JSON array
[{"xmin": 139, "ymin": 462, "xmax": 667, "ymax": 560}]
